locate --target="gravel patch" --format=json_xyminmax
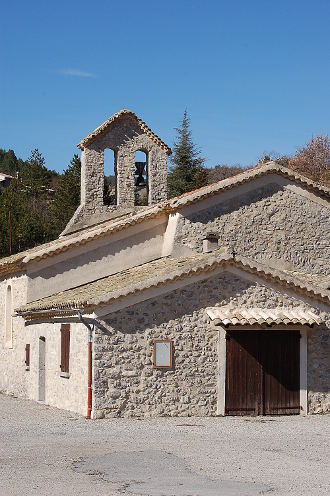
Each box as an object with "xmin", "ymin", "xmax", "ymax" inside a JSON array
[{"xmin": 0, "ymin": 393, "xmax": 329, "ymax": 496}]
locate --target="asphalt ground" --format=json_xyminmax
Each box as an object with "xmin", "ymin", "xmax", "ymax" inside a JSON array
[{"xmin": 0, "ymin": 393, "xmax": 329, "ymax": 496}]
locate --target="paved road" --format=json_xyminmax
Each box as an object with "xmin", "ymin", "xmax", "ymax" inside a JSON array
[{"xmin": 0, "ymin": 394, "xmax": 329, "ymax": 496}]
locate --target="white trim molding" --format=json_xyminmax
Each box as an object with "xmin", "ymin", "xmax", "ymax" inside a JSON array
[{"xmin": 300, "ymin": 328, "xmax": 308, "ymax": 414}]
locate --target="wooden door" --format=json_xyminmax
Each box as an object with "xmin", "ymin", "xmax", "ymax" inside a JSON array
[
  {"xmin": 225, "ymin": 331, "xmax": 262, "ymax": 415},
  {"xmin": 262, "ymin": 331, "xmax": 300, "ymax": 415},
  {"xmin": 225, "ymin": 330, "xmax": 300, "ymax": 416}
]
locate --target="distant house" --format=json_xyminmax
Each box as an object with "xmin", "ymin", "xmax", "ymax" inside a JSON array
[
  {"xmin": 0, "ymin": 172, "xmax": 13, "ymax": 191},
  {"xmin": 0, "ymin": 110, "xmax": 329, "ymax": 419}
]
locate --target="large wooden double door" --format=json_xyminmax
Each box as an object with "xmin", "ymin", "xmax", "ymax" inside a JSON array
[{"xmin": 225, "ymin": 330, "xmax": 300, "ymax": 416}]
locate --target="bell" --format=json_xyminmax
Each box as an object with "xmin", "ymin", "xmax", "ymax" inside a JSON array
[{"xmin": 135, "ymin": 162, "xmax": 146, "ymax": 186}]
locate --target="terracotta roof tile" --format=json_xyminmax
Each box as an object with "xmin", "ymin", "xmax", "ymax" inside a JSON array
[
  {"xmin": 169, "ymin": 161, "xmax": 330, "ymax": 208},
  {"xmin": 77, "ymin": 109, "xmax": 171, "ymax": 154},
  {"xmin": 206, "ymin": 306, "xmax": 322, "ymax": 326},
  {"xmin": 16, "ymin": 250, "xmax": 330, "ymax": 320}
]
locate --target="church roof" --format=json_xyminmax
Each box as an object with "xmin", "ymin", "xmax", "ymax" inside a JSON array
[
  {"xmin": 16, "ymin": 250, "xmax": 330, "ymax": 320},
  {"xmin": 77, "ymin": 109, "xmax": 172, "ymax": 154},
  {"xmin": 0, "ymin": 162, "xmax": 329, "ymax": 278},
  {"xmin": 169, "ymin": 161, "xmax": 330, "ymax": 208}
]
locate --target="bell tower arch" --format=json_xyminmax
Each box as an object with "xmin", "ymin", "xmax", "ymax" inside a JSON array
[{"xmin": 63, "ymin": 110, "xmax": 171, "ymax": 235}]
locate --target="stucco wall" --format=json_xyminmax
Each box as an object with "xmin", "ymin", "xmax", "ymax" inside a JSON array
[
  {"xmin": 0, "ymin": 274, "xmax": 87, "ymax": 414},
  {"xmin": 23, "ymin": 321, "xmax": 88, "ymax": 415},
  {"xmin": 0, "ymin": 275, "xmax": 28, "ymax": 397},
  {"xmin": 27, "ymin": 217, "xmax": 167, "ymax": 301},
  {"xmin": 175, "ymin": 181, "xmax": 330, "ymax": 276},
  {"xmin": 93, "ymin": 270, "xmax": 330, "ymax": 418},
  {"xmin": 0, "ymin": 295, "xmax": 88, "ymax": 416}
]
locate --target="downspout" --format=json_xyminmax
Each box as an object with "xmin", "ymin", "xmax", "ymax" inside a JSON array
[{"xmin": 77, "ymin": 310, "xmax": 94, "ymax": 419}]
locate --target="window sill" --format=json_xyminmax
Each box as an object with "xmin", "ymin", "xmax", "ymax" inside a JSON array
[{"xmin": 60, "ymin": 372, "xmax": 70, "ymax": 379}]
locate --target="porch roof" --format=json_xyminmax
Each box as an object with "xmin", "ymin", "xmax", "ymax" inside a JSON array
[
  {"xmin": 16, "ymin": 249, "xmax": 329, "ymax": 321},
  {"xmin": 206, "ymin": 306, "xmax": 322, "ymax": 327}
]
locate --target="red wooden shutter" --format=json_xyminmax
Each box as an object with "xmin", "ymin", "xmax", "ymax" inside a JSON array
[
  {"xmin": 25, "ymin": 344, "xmax": 30, "ymax": 367},
  {"xmin": 60, "ymin": 324, "xmax": 70, "ymax": 373}
]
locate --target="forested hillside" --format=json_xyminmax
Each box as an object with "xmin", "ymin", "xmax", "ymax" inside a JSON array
[{"xmin": 0, "ymin": 149, "xmax": 80, "ymax": 257}]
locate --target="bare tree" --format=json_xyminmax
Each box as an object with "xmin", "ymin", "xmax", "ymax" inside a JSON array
[{"xmin": 288, "ymin": 135, "xmax": 330, "ymax": 186}]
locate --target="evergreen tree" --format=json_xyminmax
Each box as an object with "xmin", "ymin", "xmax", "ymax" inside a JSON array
[
  {"xmin": 0, "ymin": 148, "xmax": 24, "ymax": 176},
  {"xmin": 47, "ymin": 154, "xmax": 81, "ymax": 236},
  {"xmin": 20, "ymin": 149, "xmax": 52, "ymax": 195},
  {"xmin": 0, "ymin": 179, "xmax": 48, "ymax": 256},
  {"xmin": 167, "ymin": 110, "xmax": 208, "ymax": 198},
  {"xmin": 0, "ymin": 149, "xmax": 81, "ymax": 257}
]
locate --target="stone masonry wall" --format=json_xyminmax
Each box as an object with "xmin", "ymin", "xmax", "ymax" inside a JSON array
[
  {"xmin": 175, "ymin": 183, "xmax": 330, "ymax": 276},
  {"xmin": 93, "ymin": 271, "xmax": 330, "ymax": 418},
  {"xmin": 308, "ymin": 316, "xmax": 330, "ymax": 414},
  {"xmin": 82, "ymin": 116, "xmax": 168, "ymax": 213}
]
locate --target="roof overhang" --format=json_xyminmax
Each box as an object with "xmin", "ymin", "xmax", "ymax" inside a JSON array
[
  {"xmin": 77, "ymin": 109, "xmax": 171, "ymax": 154},
  {"xmin": 206, "ymin": 306, "xmax": 323, "ymax": 328},
  {"xmin": 16, "ymin": 251, "xmax": 330, "ymax": 322}
]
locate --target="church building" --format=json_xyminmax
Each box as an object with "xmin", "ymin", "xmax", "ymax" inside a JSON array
[{"xmin": 0, "ymin": 110, "xmax": 329, "ymax": 418}]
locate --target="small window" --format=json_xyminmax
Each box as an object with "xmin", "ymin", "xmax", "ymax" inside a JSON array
[
  {"xmin": 25, "ymin": 344, "xmax": 30, "ymax": 370},
  {"xmin": 60, "ymin": 324, "xmax": 70, "ymax": 376},
  {"xmin": 153, "ymin": 339, "xmax": 173, "ymax": 369},
  {"xmin": 5, "ymin": 285, "xmax": 13, "ymax": 347}
]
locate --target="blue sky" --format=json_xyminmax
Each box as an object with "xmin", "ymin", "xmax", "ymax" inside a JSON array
[{"xmin": 1, "ymin": 0, "xmax": 329, "ymax": 172}]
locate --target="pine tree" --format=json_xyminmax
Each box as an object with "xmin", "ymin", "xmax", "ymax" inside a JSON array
[
  {"xmin": 0, "ymin": 150, "xmax": 80, "ymax": 257},
  {"xmin": 19, "ymin": 149, "xmax": 52, "ymax": 195},
  {"xmin": 47, "ymin": 154, "xmax": 81, "ymax": 236},
  {"xmin": 0, "ymin": 179, "xmax": 48, "ymax": 256},
  {"xmin": 167, "ymin": 110, "xmax": 208, "ymax": 198},
  {"xmin": 0, "ymin": 149, "xmax": 21, "ymax": 176}
]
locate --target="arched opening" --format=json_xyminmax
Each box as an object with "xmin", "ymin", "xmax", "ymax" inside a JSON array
[
  {"xmin": 104, "ymin": 149, "xmax": 117, "ymax": 205},
  {"xmin": 5, "ymin": 285, "xmax": 12, "ymax": 346},
  {"xmin": 135, "ymin": 150, "xmax": 148, "ymax": 206}
]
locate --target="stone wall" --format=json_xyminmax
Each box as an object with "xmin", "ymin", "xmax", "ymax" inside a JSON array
[
  {"xmin": 175, "ymin": 182, "xmax": 330, "ymax": 276},
  {"xmin": 81, "ymin": 115, "xmax": 168, "ymax": 213},
  {"xmin": 308, "ymin": 316, "xmax": 330, "ymax": 414},
  {"xmin": 93, "ymin": 270, "xmax": 330, "ymax": 418}
]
